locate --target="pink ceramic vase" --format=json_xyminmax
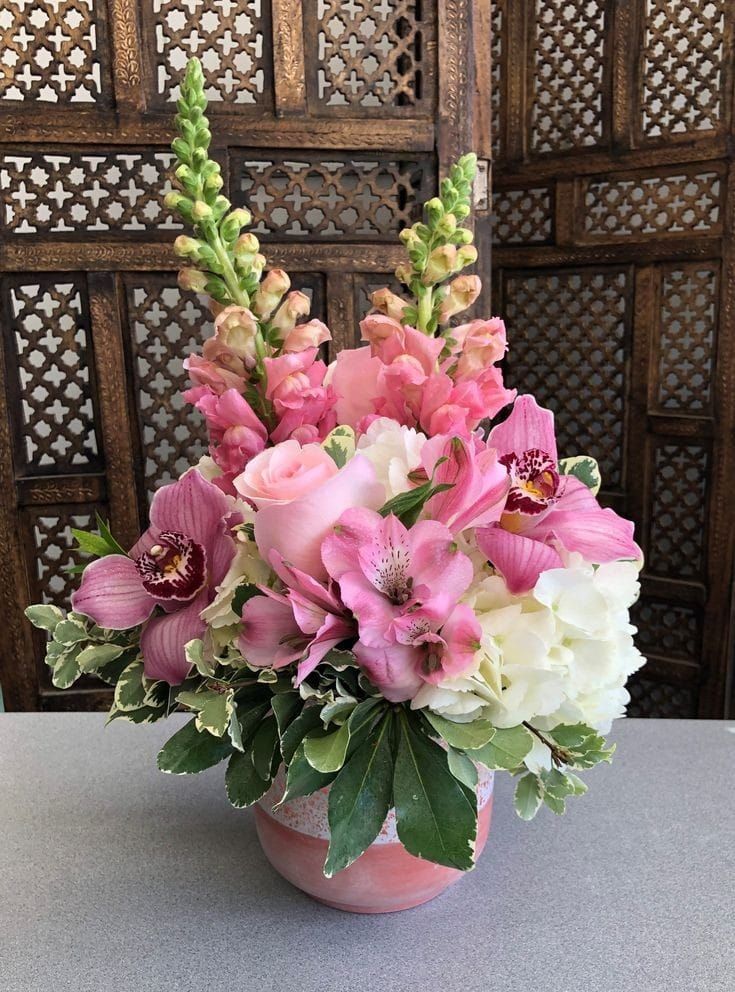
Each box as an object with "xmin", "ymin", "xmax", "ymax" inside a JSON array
[{"xmin": 254, "ymin": 768, "xmax": 494, "ymax": 914}]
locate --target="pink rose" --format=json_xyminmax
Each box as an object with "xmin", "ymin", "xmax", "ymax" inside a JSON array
[{"xmin": 233, "ymin": 439, "xmax": 338, "ymax": 508}]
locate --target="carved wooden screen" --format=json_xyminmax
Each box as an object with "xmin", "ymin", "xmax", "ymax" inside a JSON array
[
  {"xmin": 490, "ymin": 0, "xmax": 735, "ymax": 717},
  {"xmin": 0, "ymin": 0, "xmax": 490, "ymax": 711}
]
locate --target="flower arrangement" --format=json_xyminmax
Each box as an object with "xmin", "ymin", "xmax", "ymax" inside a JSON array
[{"xmin": 26, "ymin": 59, "xmax": 644, "ymax": 878}]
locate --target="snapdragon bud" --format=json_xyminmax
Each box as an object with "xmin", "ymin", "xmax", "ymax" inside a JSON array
[
  {"xmin": 370, "ymin": 287, "xmax": 410, "ymax": 322},
  {"xmin": 423, "ymin": 244, "xmax": 458, "ymax": 284},
  {"xmin": 395, "ymin": 263, "xmax": 413, "ymax": 285},
  {"xmin": 164, "ymin": 190, "xmax": 187, "ymax": 212},
  {"xmin": 177, "ymin": 267, "xmax": 208, "ymax": 293},
  {"xmin": 271, "ymin": 291, "xmax": 311, "ymax": 337},
  {"xmin": 424, "ymin": 197, "xmax": 445, "ymax": 226},
  {"xmin": 213, "ymin": 305, "xmax": 260, "ymax": 367},
  {"xmin": 456, "ymin": 244, "xmax": 478, "ymax": 268},
  {"xmin": 436, "ymin": 212, "xmax": 458, "ymax": 237},
  {"xmin": 191, "ymin": 200, "xmax": 213, "ymax": 222},
  {"xmin": 252, "ymin": 268, "xmax": 290, "ymax": 319},
  {"xmin": 173, "ymin": 235, "xmax": 201, "ymax": 258},
  {"xmin": 439, "ymin": 275, "xmax": 482, "ymax": 321}
]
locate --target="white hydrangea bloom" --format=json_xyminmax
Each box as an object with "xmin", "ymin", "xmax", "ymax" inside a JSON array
[
  {"xmin": 413, "ymin": 556, "xmax": 644, "ymax": 737},
  {"xmin": 356, "ymin": 417, "xmax": 426, "ymax": 499}
]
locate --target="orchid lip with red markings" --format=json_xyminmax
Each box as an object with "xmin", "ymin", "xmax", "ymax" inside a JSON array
[
  {"xmin": 135, "ymin": 530, "xmax": 208, "ymax": 602},
  {"xmin": 499, "ymin": 447, "xmax": 561, "ymax": 515}
]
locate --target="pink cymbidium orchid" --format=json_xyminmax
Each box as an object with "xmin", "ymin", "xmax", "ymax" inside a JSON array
[
  {"xmin": 72, "ymin": 470, "xmax": 237, "ymax": 685},
  {"xmin": 238, "ymin": 551, "xmax": 354, "ymax": 683},
  {"xmin": 477, "ymin": 395, "xmax": 642, "ymax": 594}
]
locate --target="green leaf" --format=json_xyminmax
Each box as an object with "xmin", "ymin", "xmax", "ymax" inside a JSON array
[
  {"xmin": 514, "ymin": 773, "xmax": 543, "ymax": 820},
  {"xmin": 107, "ymin": 703, "xmax": 167, "ymax": 725},
  {"xmin": 446, "ymin": 746, "xmax": 478, "ymax": 790},
  {"xmin": 393, "ymin": 711, "xmax": 477, "ymax": 871},
  {"xmin": 95, "ymin": 513, "xmax": 128, "ymax": 556},
  {"xmin": 271, "ymin": 691, "xmax": 302, "ymax": 737},
  {"xmin": 251, "ymin": 715, "xmax": 279, "ymax": 780},
  {"xmin": 471, "ymin": 725, "xmax": 533, "ymax": 770},
  {"xmin": 547, "ymin": 723, "xmax": 597, "ymax": 749},
  {"xmin": 565, "ymin": 772, "xmax": 588, "ymax": 796},
  {"xmin": 236, "ymin": 700, "xmax": 271, "ymax": 746},
  {"xmin": 225, "ymin": 751, "xmax": 271, "ymax": 808},
  {"xmin": 24, "ymin": 604, "xmax": 64, "ymax": 633},
  {"xmin": 157, "ymin": 718, "xmax": 232, "ymax": 774},
  {"xmin": 71, "ymin": 528, "xmax": 116, "ymax": 557},
  {"xmin": 75, "ymin": 643, "xmax": 124, "ymax": 674},
  {"xmin": 53, "ymin": 619, "xmax": 89, "ymax": 645},
  {"xmin": 304, "ymin": 720, "xmax": 351, "ymax": 774},
  {"xmin": 424, "ymin": 711, "xmax": 496, "ymax": 750},
  {"xmin": 558, "ymin": 455, "xmax": 601, "ymax": 496},
  {"xmin": 278, "ymin": 741, "xmax": 336, "ymax": 805},
  {"xmin": 324, "ymin": 715, "xmax": 394, "ymax": 876},
  {"xmin": 321, "ymin": 425, "xmax": 355, "ymax": 468},
  {"xmin": 378, "ymin": 480, "xmax": 454, "ymax": 528},
  {"xmin": 51, "ymin": 649, "xmax": 82, "ymax": 689},
  {"xmin": 280, "ymin": 705, "xmax": 323, "ymax": 764},
  {"xmin": 177, "ymin": 688, "xmax": 234, "ymax": 737},
  {"xmin": 184, "ymin": 638, "xmax": 214, "ymax": 678},
  {"xmin": 113, "ymin": 660, "xmax": 148, "ymax": 712}
]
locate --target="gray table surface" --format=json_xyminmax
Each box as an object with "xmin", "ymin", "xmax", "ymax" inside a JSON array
[{"xmin": 0, "ymin": 715, "xmax": 733, "ymax": 992}]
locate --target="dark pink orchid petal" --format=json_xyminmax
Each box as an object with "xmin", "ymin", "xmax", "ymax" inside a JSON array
[
  {"xmin": 295, "ymin": 613, "xmax": 355, "ymax": 684},
  {"xmin": 72, "ymin": 555, "xmax": 155, "ymax": 630},
  {"xmin": 140, "ymin": 593, "xmax": 208, "ymax": 685},
  {"xmin": 478, "ymin": 526, "xmax": 563, "ymax": 595},
  {"xmin": 488, "ymin": 394, "xmax": 558, "ymax": 464},
  {"xmin": 149, "ymin": 468, "xmax": 232, "ymax": 555},
  {"xmin": 353, "ymin": 641, "xmax": 423, "ymax": 703},
  {"xmin": 136, "ymin": 531, "xmax": 207, "ymax": 602}
]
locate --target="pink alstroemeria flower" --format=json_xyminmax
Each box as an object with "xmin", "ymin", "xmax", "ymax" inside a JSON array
[
  {"xmin": 477, "ymin": 395, "xmax": 642, "ymax": 594},
  {"xmin": 322, "ymin": 509, "xmax": 477, "ymax": 700},
  {"xmin": 239, "ymin": 552, "xmax": 354, "ymax": 683},
  {"xmin": 72, "ymin": 470, "xmax": 237, "ymax": 685}
]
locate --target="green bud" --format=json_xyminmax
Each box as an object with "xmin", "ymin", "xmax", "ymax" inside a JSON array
[
  {"xmin": 171, "ymin": 137, "xmax": 191, "ymax": 165},
  {"xmin": 436, "ymin": 212, "xmax": 458, "ymax": 237},
  {"xmin": 177, "ymin": 267, "xmax": 209, "ymax": 293},
  {"xmin": 456, "ymin": 244, "xmax": 478, "ymax": 268},
  {"xmin": 455, "ymin": 203, "xmax": 470, "ymax": 220},
  {"xmin": 454, "ymin": 227, "xmax": 474, "ymax": 245},
  {"xmin": 204, "ymin": 172, "xmax": 224, "ymax": 194},
  {"xmin": 422, "ymin": 244, "xmax": 457, "ymax": 285},
  {"xmin": 164, "ymin": 191, "xmax": 187, "ymax": 212},
  {"xmin": 424, "ymin": 197, "xmax": 444, "ymax": 226}
]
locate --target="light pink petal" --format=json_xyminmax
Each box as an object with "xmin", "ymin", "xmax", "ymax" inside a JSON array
[
  {"xmin": 532, "ymin": 505, "xmax": 642, "ymax": 564},
  {"xmin": 295, "ymin": 614, "xmax": 355, "ymax": 684},
  {"xmin": 329, "ymin": 347, "xmax": 382, "ymax": 428},
  {"xmin": 337, "ymin": 570, "xmax": 399, "ymax": 647},
  {"xmin": 141, "ymin": 594, "xmax": 208, "ymax": 685},
  {"xmin": 488, "ymin": 394, "xmax": 558, "ymax": 461},
  {"xmin": 434, "ymin": 604, "xmax": 482, "ymax": 680},
  {"xmin": 208, "ymin": 516, "xmax": 237, "ymax": 589},
  {"xmin": 254, "ymin": 454, "xmax": 385, "ymax": 580},
  {"xmin": 269, "ymin": 550, "xmax": 342, "ymax": 614},
  {"xmin": 477, "ymin": 526, "xmax": 563, "ymax": 595},
  {"xmin": 149, "ymin": 468, "xmax": 231, "ymax": 549},
  {"xmin": 72, "ymin": 555, "xmax": 155, "ymax": 629},
  {"xmin": 408, "ymin": 519, "xmax": 474, "ymax": 601},
  {"xmin": 353, "ymin": 641, "xmax": 423, "ymax": 703},
  {"xmin": 321, "ymin": 506, "xmax": 383, "ymax": 581},
  {"xmin": 238, "ymin": 596, "xmax": 303, "ymax": 669}
]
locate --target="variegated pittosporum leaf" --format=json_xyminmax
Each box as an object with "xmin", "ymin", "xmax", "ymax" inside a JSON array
[
  {"xmin": 321, "ymin": 425, "xmax": 356, "ymax": 468},
  {"xmin": 558, "ymin": 455, "xmax": 601, "ymax": 495}
]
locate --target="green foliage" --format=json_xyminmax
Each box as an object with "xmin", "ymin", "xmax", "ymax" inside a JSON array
[
  {"xmin": 393, "ymin": 152, "xmax": 478, "ymax": 333},
  {"xmin": 324, "ymin": 712, "xmax": 394, "ymax": 876},
  {"xmin": 470, "ymin": 725, "xmax": 534, "ymax": 770},
  {"xmin": 25, "ymin": 606, "xmax": 140, "ymax": 694},
  {"xmin": 514, "ymin": 773, "xmax": 543, "ymax": 820},
  {"xmin": 423, "ymin": 711, "xmax": 496, "ymax": 750},
  {"xmin": 378, "ymin": 479, "xmax": 453, "ymax": 527},
  {"xmin": 321, "ymin": 425, "xmax": 356, "ymax": 468},
  {"xmin": 547, "ymin": 723, "xmax": 616, "ymax": 769},
  {"xmin": 558, "ymin": 455, "xmax": 602, "ymax": 496},
  {"xmin": 177, "ymin": 687, "xmax": 235, "ymax": 738},
  {"xmin": 226, "ymin": 750, "xmax": 273, "ymax": 808},
  {"xmin": 393, "ymin": 710, "xmax": 477, "ymax": 871},
  {"xmin": 165, "ymin": 58, "xmax": 263, "ymax": 313},
  {"xmin": 157, "ymin": 718, "xmax": 233, "ymax": 775}
]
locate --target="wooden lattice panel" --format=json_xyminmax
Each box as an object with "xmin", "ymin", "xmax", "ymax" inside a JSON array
[
  {"xmin": 491, "ymin": 186, "xmax": 553, "ymax": 245},
  {"xmin": 632, "ymin": 598, "xmax": 701, "ymax": 664},
  {"xmin": 0, "ymin": 0, "xmax": 110, "ymax": 105},
  {"xmin": 2, "ymin": 276, "xmax": 100, "ymax": 475},
  {"xmin": 502, "ymin": 267, "xmax": 630, "ymax": 490},
  {"xmin": 627, "ymin": 678, "xmax": 697, "ymax": 718},
  {"xmin": 304, "ymin": 0, "xmax": 436, "ymax": 114},
  {"xmin": 233, "ymin": 152, "xmax": 435, "ymax": 240},
  {"xmin": 124, "ymin": 276, "xmax": 212, "ymax": 501},
  {"xmin": 653, "ymin": 264, "xmax": 718, "ymax": 414},
  {"xmin": 641, "ymin": 0, "xmax": 727, "ymax": 141},
  {"xmin": 646, "ymin": 442, "xmax": 709, "ymax": 582},
  {"xmin": 0, "ymin": 150, "xmax": 181, "ymax": 237},
  {"xmin": 582, "ymin": 167, "xmax": 724, "ymax": 240},
  {"xmin": 145, "ymin": 0, "xmax": 272, "ymax": 109},
  {"xmin": 26, "ymin": 506, "xmax": 102, "ymax": 607},
  {"xmin": 529, "ymin": 0, "xmax": 607, "ymax": 154}
]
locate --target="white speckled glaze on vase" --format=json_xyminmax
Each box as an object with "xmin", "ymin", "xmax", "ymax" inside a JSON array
[{"xmin": 254, "ymin": 768, "xmax": 494, "ymax": 914}]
